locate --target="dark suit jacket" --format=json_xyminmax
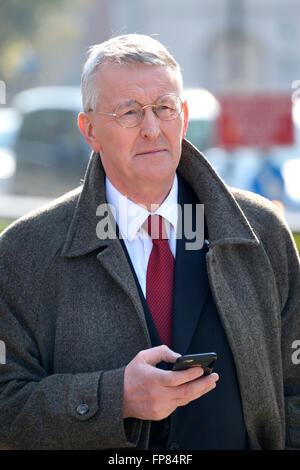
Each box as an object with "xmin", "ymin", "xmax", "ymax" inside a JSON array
[{"xmin": 0, "ymin": 139, "xmax": 299, "ymax": 449}]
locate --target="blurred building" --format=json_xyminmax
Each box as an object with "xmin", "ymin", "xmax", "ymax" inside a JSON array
[
  {"xmin": 4, "ymin": 0, "xmax": 300, "ymax": 100},
  {"xmin": 77, "ymin": 0, "xmax": 300, "ymax": 94}
]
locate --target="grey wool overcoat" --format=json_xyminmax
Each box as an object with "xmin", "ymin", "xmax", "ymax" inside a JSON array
[{"xmin": 0, "ymin": 139, "xmax": 299, "ymax": 450}]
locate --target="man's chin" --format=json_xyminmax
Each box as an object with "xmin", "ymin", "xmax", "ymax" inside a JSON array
[{"xmin": 137, "ymin": 167, "xmax": 176, "ymax": 185}]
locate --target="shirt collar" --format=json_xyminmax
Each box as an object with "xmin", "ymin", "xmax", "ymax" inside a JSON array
[{"xmin": 105, "ymin": 174, "xmax": 178, "ymax": 241}]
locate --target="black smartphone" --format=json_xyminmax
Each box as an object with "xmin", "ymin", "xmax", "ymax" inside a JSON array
[{"xmin": 172, "ymin": 352, "xmax": 217, "ymax": 374}]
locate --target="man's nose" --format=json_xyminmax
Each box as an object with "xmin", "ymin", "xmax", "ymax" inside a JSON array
[{"xmin": 140, "ymin": 106, "xmax": 161, "ymax": 139}]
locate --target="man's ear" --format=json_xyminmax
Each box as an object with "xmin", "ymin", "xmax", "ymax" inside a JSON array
[
  {"xmin": 182, "ymin": 100, "xmax": 189, "ymax": 140},
  {"xmin": 77, "ymin": 112, "xmax": 102, "ymax": 152}
]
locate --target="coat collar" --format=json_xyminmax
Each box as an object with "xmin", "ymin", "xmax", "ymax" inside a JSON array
[
  {"xmin": 61, "ymin": 139, "xmax": 259, "ymax": 258},
  {"xmin": 178, "ymin": 140, "xmax": 259, "ymax": 248}
]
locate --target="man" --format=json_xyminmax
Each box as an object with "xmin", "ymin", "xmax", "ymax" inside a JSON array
[{"xmin": 0, "ymin": 34, "xmax": 299, "ymax": 450}]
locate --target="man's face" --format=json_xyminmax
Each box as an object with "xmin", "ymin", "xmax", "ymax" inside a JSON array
[{"xmin": 78, "ymin": 63, "xmax": 188, "ymax": 200}]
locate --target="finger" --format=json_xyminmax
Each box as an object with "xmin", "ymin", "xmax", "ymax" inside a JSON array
[
  {"xmin": 176, "ymin": 372, "xmax": 219, "ymax": 404},
  {"xmin": 155, "ymin": 365, "xmax": 204, "ymax": 388},
  {"xmin": 139, "ymin": 345, "xmax": 181, "ymax": 367}
]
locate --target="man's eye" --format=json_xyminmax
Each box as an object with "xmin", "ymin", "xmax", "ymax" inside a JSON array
[
  {"xmin": 122, "ymin": 108, "xmax": 139, "ymax": 116},
  {"xmin": 157, "ymin": 105, "xmax": 171, "ymax": 111}
]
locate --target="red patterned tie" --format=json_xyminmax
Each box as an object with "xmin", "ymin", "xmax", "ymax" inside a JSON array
[{"xmin": 145, "ymin": 214, "xmax": 175, "ymax": 348}]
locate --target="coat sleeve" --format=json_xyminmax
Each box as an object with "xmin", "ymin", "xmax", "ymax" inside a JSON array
[
  {"xmin": 279, "ymin": 231, "xmax": 300, "ymax": 449},
  {"xmin": 260, "ymin": 204, "xmax": 300, "ymax": 449},
  {"xmin": 237, "ymin": 190, "xmax": 300, "ymax": 449},
  {"xmin": 0, "ymin": 224, "xmax": 143, "ymax": 450}
]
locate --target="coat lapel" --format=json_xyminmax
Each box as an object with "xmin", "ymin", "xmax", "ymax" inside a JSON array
[
  {"xmin": 178, "ymin": 140, "xmax": 259, "ymax": 248},
  {"xmin": 118, "ymin": 238, "xmax": 163, "ymax": 349},
  {"xmin": 96, "ymin": 239, "xmax": 152, "ymax": 345}
]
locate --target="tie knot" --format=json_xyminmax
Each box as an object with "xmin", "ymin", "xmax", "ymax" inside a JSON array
[{"xmin": 144, "ymin": 215, "xmax": 169, "ymax": 241}]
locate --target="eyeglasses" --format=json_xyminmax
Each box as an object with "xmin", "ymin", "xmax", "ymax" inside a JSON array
[{"xmin": 91, "ymin": 94, "xmax": 183, "ymax": 128}]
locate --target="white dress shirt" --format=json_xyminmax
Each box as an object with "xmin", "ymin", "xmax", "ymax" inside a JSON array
[{"xmin": 105, "ymin": 174, "xmax": 178, "ymax": 297}]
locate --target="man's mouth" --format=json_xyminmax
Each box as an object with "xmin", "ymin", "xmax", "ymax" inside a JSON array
[{"xmin": 135, "ymin": 149, "xmax": 167, "ymax": 156}]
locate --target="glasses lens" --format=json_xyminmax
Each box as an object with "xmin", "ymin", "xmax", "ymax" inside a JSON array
[
  {"xmin": 114, "ymin": 95, "xmax": 183, "ymax": 128},
  {"xmin": 115, "ymin": 100, "xmax": 142, "ymax": 128},
  {"xmin": 155, "ymin": 94, "xmax": 182, "ymax": 121}
]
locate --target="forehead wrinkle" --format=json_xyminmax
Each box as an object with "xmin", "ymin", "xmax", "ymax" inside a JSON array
[
  {"xmin": 112, "ymin": 82, "xmax": 177, "ymax": 108},
  {"xmin": 95, "ymin": 64, "xmax": 181, "ymax": 109}
]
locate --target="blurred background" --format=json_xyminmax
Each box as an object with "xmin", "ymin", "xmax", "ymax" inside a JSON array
[{"xmin": 0, "ymin": 0, "xmax": 300, "ymax": 248}]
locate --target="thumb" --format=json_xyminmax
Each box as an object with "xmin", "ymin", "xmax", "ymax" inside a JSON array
[{"xmin": 140, "ymin": 345, "xmax": 181, "ymax": 367}]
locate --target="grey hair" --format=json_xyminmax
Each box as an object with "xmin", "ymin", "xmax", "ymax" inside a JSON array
[{"xmin": 81, "ymin": 34, "xmax": 183, "ymax": 112}]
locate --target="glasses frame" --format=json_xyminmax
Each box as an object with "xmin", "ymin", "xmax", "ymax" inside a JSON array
[{"xmin": 90, "ymin": 93, "xmax": 183, "ymax": 128}]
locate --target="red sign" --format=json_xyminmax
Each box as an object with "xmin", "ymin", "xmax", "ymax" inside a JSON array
[{"xmin": 217, "ymin": 94, "xmax": 294, "ymax": 148}]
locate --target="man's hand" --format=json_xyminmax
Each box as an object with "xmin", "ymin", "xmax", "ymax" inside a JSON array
[{"xmin": 123, "ymin": 345, "xmax": 219, "ymax": 420}]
